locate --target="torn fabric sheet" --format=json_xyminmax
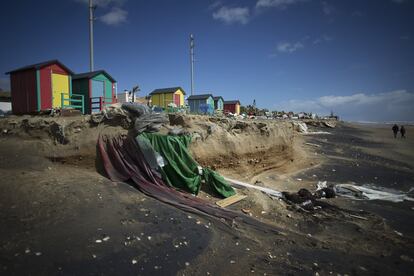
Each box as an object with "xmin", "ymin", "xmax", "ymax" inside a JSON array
[{"xmin": 98, "ymin": 134, "xmax": 279, "ymax": 233}]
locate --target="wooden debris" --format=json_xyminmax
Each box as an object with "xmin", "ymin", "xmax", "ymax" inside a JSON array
[
  {"xmin": 216, "ymin": 194, "xmax": 247, "ymax": 208},
  {"xmin": 349, "ymin": 214, "xmax": 368, "ymax": 220},
  {"xmin": 305, "ymin": 142, "xmax": 321, "ymax": 148}
]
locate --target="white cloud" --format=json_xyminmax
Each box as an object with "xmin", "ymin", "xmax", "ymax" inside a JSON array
[
  {"xmin": 76, "ymin": 0, "xmax": 128, "ymax": 26},
  {"xmin": 276, "ymin": 41, "xmax": 304, "ymax": 53},
  {"xmin": 274, "ymin": 90, "xmax": 414, "ymax": 121},
  {"xmin": 312, "ymin": 34, "xmax": 333, "ymax": 44},
  {"xmin": 322, "ymin": 1, "xmax": 334, "ymax": 15},
  {"xmin": 212, "ymin": 6, "xmax": 250, "ymax": 25},
  {"xmin": 208, "ymin": 1, "xmax": 222, "ymax": 10},
  {"xmin": 351, "ymin": 10, "xmax": 364, "ymax": 17},
  {"xmin": 256, "ymin": 0, "xmax": 307, "ymax": 9},
  {"xmin": 100, "ymin": 7, "xmax": 128, "ymax": 26},
  {"xmin": 76, "ymin": 0, "xmax": 125, "ymax": 7}
]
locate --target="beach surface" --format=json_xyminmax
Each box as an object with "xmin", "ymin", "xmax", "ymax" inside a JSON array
[{"xmin": 0, "ymin": 117, "xmax": 413, "ymax": 275}]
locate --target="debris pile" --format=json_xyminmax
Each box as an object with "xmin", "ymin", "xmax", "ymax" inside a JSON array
[{"xmin": 91, "ymin": 103, "xmax": 169, "ymax": 133}]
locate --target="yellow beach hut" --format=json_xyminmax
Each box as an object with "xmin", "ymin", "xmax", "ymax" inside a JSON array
[{"xmin": 149, "ymin": 87, "xmax": 185, "ymax": 109}]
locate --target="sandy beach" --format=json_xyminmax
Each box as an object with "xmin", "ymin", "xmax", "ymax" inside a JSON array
[{"xmin": 0, "ymin": 117, "xmax": 413, "ymax": 275}]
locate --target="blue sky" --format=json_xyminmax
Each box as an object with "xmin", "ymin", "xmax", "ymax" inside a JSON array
[{"xmin": 0, "ymin": 0, "xmax": 413, "ymax": 121}]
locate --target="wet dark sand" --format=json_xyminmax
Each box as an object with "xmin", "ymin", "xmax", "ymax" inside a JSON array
[{"xmin": 296, "ymin": 123, "xmax": 414, "ymax": 237}]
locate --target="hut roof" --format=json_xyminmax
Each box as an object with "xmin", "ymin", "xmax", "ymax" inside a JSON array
[
  {"xmin": 73, "ymin": 70, "xmax": 116, "ymax": 82},
  {"xmin": 224, "ymin": 100, "xmax": 240, "ymax": 105},
  {"xmin": 150, "ymin": 87, "xmax": 186, "ymax": 95},
  {"xmin": 187, "ymin": 94, "xmax": 213, "ymax": 100},
  {"xmin": 6, "ymin": 59, "xmax": 74, "ymax": 75}
]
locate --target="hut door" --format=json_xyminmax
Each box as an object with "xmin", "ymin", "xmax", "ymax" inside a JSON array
[
  {"xmin": 174, "ymin": 94, "xmax": 180, "ymax": 106},
  {"xmin": 92, "ymin": 80, "xmax": 105, "ymax": 98},
  {"xmin": 52, "ymin": 73, "xmax": 69, "ymax": 108}
]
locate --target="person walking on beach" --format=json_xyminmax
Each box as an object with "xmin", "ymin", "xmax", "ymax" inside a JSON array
[
  {"xmin": 400, "ymin": 125, "xmax": 406, "ymax": 138},
  {"xmin": 392, "ymin": 124, "xmax": 399, "ymax": 138}
]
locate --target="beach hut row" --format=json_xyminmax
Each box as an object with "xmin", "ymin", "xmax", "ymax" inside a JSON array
[
  {"xmin": 186, "ymin": 94, "xmax": 240, "ymax": 115},
  {"xmin": 148, "ymin": 88, "xmax": 240, "ymax": 115},
  {"xmin": 6, "ymin": 60, "xmax": 116, "ymax": 114}
]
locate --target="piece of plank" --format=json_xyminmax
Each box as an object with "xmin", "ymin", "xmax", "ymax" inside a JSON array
[
  {"xmin": 216, "ymin": 194, "xmax": 247, "ymax": 208},
  {"xmin": 348, "ymin": 214, "xmax": 368, "ymax": 221}
]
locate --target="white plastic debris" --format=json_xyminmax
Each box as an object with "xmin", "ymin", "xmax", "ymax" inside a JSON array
[
  {"xmin": 394, "ymin": 230, "xmax": 403, "ymax": 237},
  {"xmin": 336, "ymin": 184, "xmax": 414, "ymax": 203},
  {"xmin": 224, "ymin": 177, "xmax": 282, "ymax": 198}
]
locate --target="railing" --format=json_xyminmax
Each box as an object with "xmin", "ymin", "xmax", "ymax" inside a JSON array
[
  {"xmin": 61, "ymin": 93, "xmax": 85, "ymax": 114},
  {"xmin": 90, "ymin": 97, "xmax": 117, "ymax": 113}
]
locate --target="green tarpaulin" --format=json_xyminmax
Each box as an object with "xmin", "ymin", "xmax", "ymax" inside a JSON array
[{"xmin": 138, "ymin": 133, "xmax": 235, "ymax": 198}]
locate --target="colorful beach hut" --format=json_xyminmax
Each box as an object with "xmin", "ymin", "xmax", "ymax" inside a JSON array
[
  {"xmin": 149, "ymin": 87, "xmax": 185, "ymax": 109},
  {"xmin": 6, "ymin": 60, "xmax": 74, "ymax": 114},
  {"xmin": 213, "ymin": 96, "xmax": 224, "ymax": 111},
  {"xmin": 72, "ymin": 70, "xmax": 117, "ymax": 114},
  {"xmin": 224, "ymin": 100, "xmax": 241, "ymax": 115},
  {"xmin": 187, "ymin": 94, "xmax": 214, "ymax": 114}
]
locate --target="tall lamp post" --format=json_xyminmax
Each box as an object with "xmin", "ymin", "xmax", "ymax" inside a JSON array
[
  {"xmin": 190, "ymin": 34, "xmax": 195, "ymax": 95},
  {"xmin": 89, "ymin": 0, "xmax": 95, "ymax": 72}
]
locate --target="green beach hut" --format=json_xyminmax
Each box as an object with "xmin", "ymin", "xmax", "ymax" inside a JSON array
[{"xmin": 72, "ymin": 70, "xmax": 117, "ymax": 114}]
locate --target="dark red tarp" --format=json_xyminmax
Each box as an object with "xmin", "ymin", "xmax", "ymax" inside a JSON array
[{"xmin": 98, "ymin": 134, "xmax": 279, "ymax": 233}]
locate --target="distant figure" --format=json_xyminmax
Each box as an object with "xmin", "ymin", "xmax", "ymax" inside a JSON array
[
  {"xmin": 392, "ymin": 124, "xmax": 399, "ymax": 138},
  {"xmin": 400, "ymin": 125, "xmax": 406, "ymax": 138}
]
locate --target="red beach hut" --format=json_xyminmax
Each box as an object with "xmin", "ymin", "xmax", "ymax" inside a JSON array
[{"xmin": 6, "ymin": 60, "xmax": 74, "ymax": 114}]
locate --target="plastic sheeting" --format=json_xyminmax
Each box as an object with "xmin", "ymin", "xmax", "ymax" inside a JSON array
[
  {"xmin": 139, "ymin": 133, "xmax": 236, "ymax": 198},
  {"xmin": 317, "ymin": 181, "xmax": 414, "ymax": 203},
  {"xmin": 98, "ymin": 134, "xmax": 279, "ymax": 233}
]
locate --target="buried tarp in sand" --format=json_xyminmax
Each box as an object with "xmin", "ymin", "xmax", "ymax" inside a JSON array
[
  {"xmin": 98, "ymin": 134, "xmax": 278, "ymax": 232},
  {"xmin": 138, "ymin": 133, "xmax": 235, "ymax": 198}
]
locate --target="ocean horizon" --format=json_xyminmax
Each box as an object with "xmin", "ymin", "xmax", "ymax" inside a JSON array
[{"xmin": 348, "ymin": 120, "xmax": 414, "ymax": 126}]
